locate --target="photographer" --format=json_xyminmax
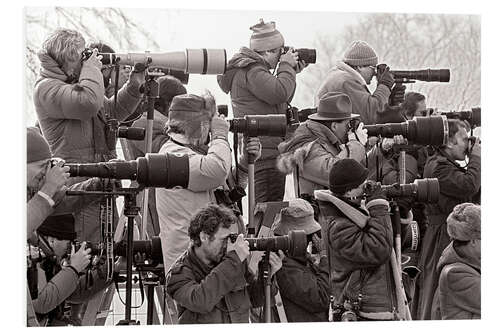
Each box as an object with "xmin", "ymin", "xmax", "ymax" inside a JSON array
[
  {"xmin": 315, "ymin": 40, "xmax": 404, "ymax": 125},
  {"xmin": 270, "ymin": 199, "xmax": 330, "ymax": 322},
  {"xmin": 315, "ymin": 159, "xmax": 397, "ymax": 321},
  {"xmin": 166, "ymin": 205, "xmax": 282, "ymax": 324},
  {"xmin": 28, "ymin": 215, "xmax": 110, "ymax": 326},
  {"xmin": 156, "ymin": 92, "xmax": 262, "ymax": 273},
  {"xmin": 33, "ymin": 28, "xmax": 145, "ymax": 243},
  {"xmin": 277, "ymin": 92, "xmax": 366, "ymax": 198},
  {"xmin": 413, "ymin": 119, "xmax": 481, "ymax": 320},
  {"xmin": 432, "ymin": 203, "xmax": 480, "ymax": 320},
  {"xmin": 217, "ymin": 18, "xmax": 306, "ymax": 203}
]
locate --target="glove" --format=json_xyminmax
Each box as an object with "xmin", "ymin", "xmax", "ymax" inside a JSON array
[
  {"xmin": 364, "ymin": 180, "xmax": 387, "ymax": 203},
  {"xmin": 377, "ymin": 66, "xmax": 395, "ymax": 89},
  {"xmin": 210, "ymin": 114, "xmax": 230, "ymax": 141},
  {"xmin": 389, "ymin": 83, "xmax": 406, "ymax": 106},
  {"xmin": 128, "ymin": 63, "xmax": 147, "ymax": 93},
  {"xmin": 347, "ymin": 122, "xmax": 368, "ymax": 146}
]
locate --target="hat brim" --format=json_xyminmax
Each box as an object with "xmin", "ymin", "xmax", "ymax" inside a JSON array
[
  {"xmin": 273, "ymin": 216, "xmax": 322, "ymax": 236},
  {"xmin": 308, "ymin": 113, "xmax": 360, "ymax": 121}
]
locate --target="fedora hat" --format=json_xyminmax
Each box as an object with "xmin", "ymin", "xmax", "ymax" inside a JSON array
[{"xmin": 309, "ymin": 92, "xmax": 360, "ymax": 121}]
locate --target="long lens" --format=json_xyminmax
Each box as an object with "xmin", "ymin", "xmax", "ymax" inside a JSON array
[
  {"xmin": 228, "ymin": 115, "xmax": 287, "ymax": 137},
  {"xmin": 296, "ymin": 48, "xmax": 316, "ymax": 64},
  {"xmin": 245, "ymin": 230, "xmax": 307, "ymax": 257},
  {"xmin": 99, "ymin": 49, "xmax": 227, "ymax": 74},
  {"xmin": 441, "ymin": 107, "xmax": 481, "ymax": 127},
  {"xmin": 117, "ymin": 127, "xmax": 145, "ymax": 141},
  {"xmin": 114, "ymin": 237, "xmax": 163, "ymax": 263},
  {"xmin": 392, "ymin": 69, "xmax": 450, "ymax": 82},
  {"xmin": 66, "ymin": 153, "xmax": 189, "ymax": 188},
  {"xmin": 381, "ymin": 178, "xmax": 440, "ymax": 203},
  {"xmin": 364, "ymin": 116, "xmax": 448, "ymax": 146}
]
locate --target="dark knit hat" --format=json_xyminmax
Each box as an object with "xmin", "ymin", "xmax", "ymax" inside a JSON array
[
  {"xmin": 155, "ymin": 75, "xmax": 187, "ymax": 114},
  {"xmin": 27, "ymin": 127, "xmax": 51, "ymax": 163},
  {"xmin": 167, "ymin": 93, "xmax": 215, "ymax": 138},
  {"xmin": 329, "ymin": 158, "xmax": 369, "ymax": 194},
  {"xmin": 309, "ymin": 91, "xmax": 360, "ymax": 121},
  {"xmin": 342, "ymin": 40, "xmax": 378, "ymax": 67},
  {"xmin": 447, "ymin": 203, "xmax": 481, "ymax": 241},
  {"xmin": 271, "ymin": 199, "xmax": 322, "ymax": 236},
  {"xmin": 249, "ymin": 19, "xmax": 285, "ymax": 52},
  {"xmin": 37, "ymin": 214, "xmax": 77, "ymax": 241}
]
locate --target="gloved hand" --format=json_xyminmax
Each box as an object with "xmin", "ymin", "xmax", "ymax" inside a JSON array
[
  {"xmin": 389, "ymin": 83, "xmax": 406, "ymax": 106},
  {"xmin": 381, "ymin": 135, "xmax": 407, "ymax": 152},
  {"xmin": 280, "ymin": 48, "xmax": 298, "ymax": 68},
  {"xmin": 347, "ymin": 121, "xmax": 368, "ymax": 146},
  {"xmin": 295, "ymin": 60, "xmax": 308, "ymax": 74},
  {"xmin": 377, "ymin": 65, "xmax": 395, "ymax": 89},
  {"xmin": 128, "ymin": 63, "xmax": 147, "ymax": 92},
  {"xmin": 210, "ymin": 112, "xmax": 230, "ymax": 141},
  {"xmin": 268, "ymin": 250, "xmax": 284, "ymax": 277},
  {"xmin": 364, "ymin": 180, "xmax": 387, "ymax": 203}
]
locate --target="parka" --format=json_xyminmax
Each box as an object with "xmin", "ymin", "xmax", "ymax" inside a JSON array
[{"xmin": 314, "ymin": 61, "xmax": 391, "ymax": 125}]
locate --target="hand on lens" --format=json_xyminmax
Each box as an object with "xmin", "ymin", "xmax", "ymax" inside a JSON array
[
  {"xmin": 70, "ymin": 242, "xmax": 92, "ymax": 273},
  {"xmin": 40, "ymin": 162, "xmax": 70, "ymax": 198},
  {"xmin": 226, "ymin": 234, "xmax": 250, "ymax": 262},
  {"xmin": 295, "ymin": 60, "xmax": 307, "ymax": 74},
  {"xmin": 210, "ymin": 112, "xmax": 230, "ymax": 140},
  {"xmin": 268, "ymin": 251, "xmax": 283, "ymax": 277},
  {"xmin": 129, "ymin": 64, "xmax": 147, "ymax": 90},
  {"xmin": 377, "ymin": 66, "xmax": 395, "ymax": 89},
  {"xmin": 280, "ymin": 49, "xmax": 298, "ymax": 68},
  {"xmin": 471, "ymin": 140, "xmax": 481, "ymax": 157},
  {"xmin": 85, "ymin": 48, "xmax": 103, "ymax": 70}
]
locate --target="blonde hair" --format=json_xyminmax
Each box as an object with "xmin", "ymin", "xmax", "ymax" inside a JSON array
[{"xmin": 41, "ymin": 28, "xmax": 85, "ymax": 67}]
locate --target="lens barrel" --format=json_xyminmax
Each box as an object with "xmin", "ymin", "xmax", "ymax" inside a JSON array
[{"xmin": 245, "ymin": 230, "xmax": 307, "ymax": 257}]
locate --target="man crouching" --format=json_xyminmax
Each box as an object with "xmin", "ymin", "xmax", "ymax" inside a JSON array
[{"xmin": 166, "ymin": 205, "xmax": 282, "ymax": 324}]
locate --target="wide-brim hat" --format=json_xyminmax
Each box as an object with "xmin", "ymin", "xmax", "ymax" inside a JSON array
[
  {"xmin": 309, "ymin": 91, "xmax": 360, "ymax": 121},
  {"xmin": 271, "ymin": 199, "xmax": 321, "ymax": 236},
  {"xmin": 37, "ymin": 214, "xmax": 77, "ymax": 241}
]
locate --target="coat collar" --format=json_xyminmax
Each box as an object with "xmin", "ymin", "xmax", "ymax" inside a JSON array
[{"xmin": 335, "ymin": 61, "xmax": 369, "ymax": 88}]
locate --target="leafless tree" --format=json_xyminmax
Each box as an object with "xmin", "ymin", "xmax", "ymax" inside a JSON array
[{"xmin": 294, "ymin": 13, "xmax": 480, "ymax": 112}]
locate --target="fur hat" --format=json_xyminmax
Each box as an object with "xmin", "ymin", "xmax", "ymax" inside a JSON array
[
  {"xmin": 249, "ymin": 19, "xmax": 285, "ymax": 52},
  {"xmin": 166, "ymin": 92, "xmax": 215, "ymax": 139},
  {"xmin": 329, "ymin": 158, "xmax": 368, "ymax": 194},
  {"xmin": 27, "ymin": 127, "xmax": 51, "ymax": 163},
  {"xmin": 271, "ymin": 199, "xmax": 321, "ymax": 236},
  {"xmin": 342, "ymin": 40, "xmax": 378, "ymax": 67},
  {"xmin": 446, "ymin": 203, "xmax": 481, "ymax": 241},
  {"xmin": 155, "ymin": 75, "xmax": 187, "ymax": 115}
]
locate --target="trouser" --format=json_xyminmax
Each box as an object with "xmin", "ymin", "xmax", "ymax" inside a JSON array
[{"xmin": 254, "ymin": 158, "xmax": 286, "ymax": 204}]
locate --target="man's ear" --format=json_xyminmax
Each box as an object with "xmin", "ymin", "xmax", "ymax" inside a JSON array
[{"xmin": 200, "ymin": 231, "xmax": 208, "ymax": 243}]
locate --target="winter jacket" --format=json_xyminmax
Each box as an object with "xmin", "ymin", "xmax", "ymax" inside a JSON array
[
  {"xmin": 314, "ymin": 61, "xmax": 391, "ymax": 125},
  {"xmin": 275, "ymin": 255, "xmax": 330, "ymax": 322},
  {"xmin": 317, "ymin": 195, "xmax": 397, "ymax": 319},
  {"xmin": 277, "ymin": 120, "xmax": 366, "ymax": 196},
  {"xmin": 432, "ymin": 240, "xmax": 480, "ymax": 320},
  {"xmin": 156, "ymin": 138, "xmax": 232, "ymax": 272},
  {"xmin": 217, "ymin": 47, "xmax": 296, "ymax": 161},
  {"xmin": 166, "ymin": 246, "xmax": 264, "ymax": 324},
  {"xmin": 413, "ymin": 149, "xmax": 481, "ymax": 320}
]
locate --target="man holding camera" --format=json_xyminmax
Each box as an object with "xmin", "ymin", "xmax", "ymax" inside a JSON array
[
  {"xmin": 34, "ymin": 28, "xmax": 146, "ymax": 243},
  {"xmin": 277, "ymin": 92, "xmax": 366, "ymax": 198},
  {"xmin": 413, "ymin": 119, "xmax": 481, "ymax": 320},
  {"xmin": 270, "ymin": 199, "xmax": 330, "ymax": 322},
  {"xmin": 314, "ymin": 158, "xmax": 397, "ymax": 321},
  {"xmin": 156, "ymin": 93, "xmax": 262, "ymax": 273},
  {"xmin": 217, "ymin": 19, "xmax": 306, "ymax": 203},
  {"xmin": 166, "ymin": 205, "xmax": 282, "ymax": 324},
  {"xmin": 315, "ymin": 40, "xmax": 404, "ymax": 125}
]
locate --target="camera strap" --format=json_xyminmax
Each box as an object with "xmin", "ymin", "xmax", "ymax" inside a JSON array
[{"xmin": 99, "ymin": 189, "xmax": 115, "ymax": 282}]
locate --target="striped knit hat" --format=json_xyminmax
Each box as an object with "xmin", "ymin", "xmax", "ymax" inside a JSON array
[
  {"xmin": 249, "ymin": 19, "xmax": 285, "ymax": 52},
  {"xmin": 343, "ymin": 40, "xmax": 378, "ymax": 67}
]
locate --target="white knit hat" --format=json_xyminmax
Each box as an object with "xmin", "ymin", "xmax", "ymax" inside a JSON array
[
  {"xmin": 249, "ymin": 19, "xmax": 285, "ymax": 52},
  {"xmin": 343, "ymin": 40, "xmax": 378, "ymax": 67},
  {"xmin": 446, "ymin": 203, "xmax": 481, "ymax": 241}
]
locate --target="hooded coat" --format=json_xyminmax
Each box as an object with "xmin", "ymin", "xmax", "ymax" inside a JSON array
[
  {"xmin": 431, "ymin": 240, "xmax": 480, "ymax": 320},
  {"xmin": 314, "ymin": 61, "xmax": 391, "ymax": 125},
  {"xmin": 277, "ymin": 120, "xmax": 366, "ymax": 196},
  {"xmin": 413, "ymin": 148, "xmax": 481, "ymax": 320}
]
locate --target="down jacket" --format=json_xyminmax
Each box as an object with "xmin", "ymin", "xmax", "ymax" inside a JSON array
[
  {"xmin": 314, "ymin": 61, "xmax": 391, "ymax": 125},
  {"xmin": 277, "ymin": 120, "xmax": 366, "ymax": 196}
]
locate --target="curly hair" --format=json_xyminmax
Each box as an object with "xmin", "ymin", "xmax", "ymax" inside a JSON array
[
  {"xmin": 188, "ymin": 205, "xmax": 237, "ymax": 247},
  {"xmin": 41, "ymin": 28, "xmax": 85, "ymax": 67},
  {"xmin": 401, "ymin": 92, "xmax": 426, "ymax": 118}
]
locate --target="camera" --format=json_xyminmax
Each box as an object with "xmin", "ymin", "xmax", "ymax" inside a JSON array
[
  {"xmin": 229, "ymin": 230, "xmax": 307, "ymax": 257},
  {"xmin": 285, "ymin": 106, "xmax": 318, "ymax": 126},
  {"xmin": 66, "ymin": 153, "xmax": 189, "ymax": 188},
  {"xmin": 217, "ymin": 104, "xmax": 229, "ymax": 117},
  {"xmin": 117, "ymin": 127, "xmax": 146, "ymax": 141},
  {"xmin": 283, "ymin": 46, "xmax": 316, "ymax": 65},
  {"xmin": 73, "ymin": 241, "xmax": 102, "ymax": 256},
  {"xmin": 229, "ymin": 115, "xmax": 287, "ymax": 137},
  {"xmin": 364, "ymin": 178, "xmax": 440, "ymax": 203},
  {"xmin": 431, "ymin": 107, "xmax": 481, "ymax": 128},
  {"xmin": 364, "ymin": 116, "xmax": 448, "ymax": 146},
  {"xmin": 377, "ymin": 64, "xmax": 450, "ymax": 83},
  {"xmin": 332, "ymin": 300, "xmax": 360, "ymax": 322},
  {"xmin": 114, "ymin": 237, "xmax": 163, "ymax": 265}
]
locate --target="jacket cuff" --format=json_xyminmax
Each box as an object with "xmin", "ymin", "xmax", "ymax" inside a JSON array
[{"xmin": 365, "ymin": 198, "xmax": 390, "ymax": 211}]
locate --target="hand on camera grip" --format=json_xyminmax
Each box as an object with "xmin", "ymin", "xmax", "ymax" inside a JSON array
[
  {"xmin": 70, "ymin": 243, "xmax": 92, "ymax": 273},
  {"xmin": 227, "ymin": 234, "xmax": 249, "ymax": 262}
]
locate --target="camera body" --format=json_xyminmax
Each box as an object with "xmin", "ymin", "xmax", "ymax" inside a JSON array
[
  {"xmin": 332, "ymin": 299, "xmax": 360, "ymax": 322},
  {"xmin": 283, "ymin": 46, "xmax": 317, "ymax": 65}
]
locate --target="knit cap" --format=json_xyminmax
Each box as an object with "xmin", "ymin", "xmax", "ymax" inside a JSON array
[
  {"xmin": 27, "ymin": 127, "xmax": 51, "ymax": 163},
  {"xmin": 166, "ymin": 93, "xmax": 214, "ymax": 139},
  {"xmin": 329, "ymin": 158, "xmax": 369, "ymax": 194},
  {"xmin": 271, "ymin": 199, "xmax": 322, "ymax": 236},
  {"xmin": 249, "ymin": 19, "xmax": 285, "ymax": 52},
  {"xmin": 342, "ymin": 40, "xmax": 378, "ymax": 67},
  {"xmin": 37, "ymin": 214, "xmax": 77, "ymax": 241},
  {"xmin": 447, "ymin": 203, "xmax": 481, "ymax": 241}
]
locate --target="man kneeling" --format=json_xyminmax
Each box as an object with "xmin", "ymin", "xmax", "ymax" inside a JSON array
[{"xmin": 166, "ymin": 205, "xmax": 281, "ymax": 324}]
